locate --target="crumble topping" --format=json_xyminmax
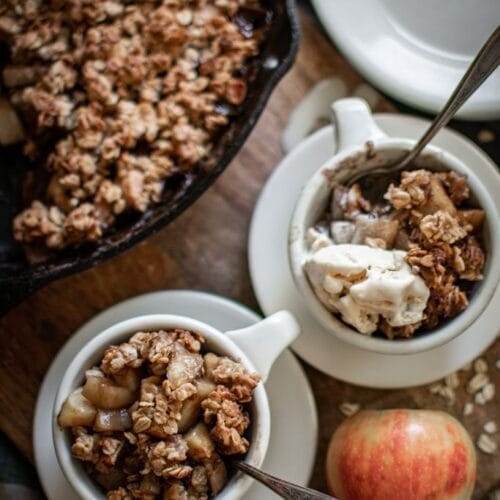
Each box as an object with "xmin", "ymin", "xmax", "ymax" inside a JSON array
[
  {"xmin": 419, "ymin": 210, "xmax": 468, "ymax": 244},
  {"xmin": 384, "ymin": 169, "xmax": 432, "ymax": 210},
  {"xmin": 58, "ymin": 327, "xmax": 260, "ymax": 499},
  {"xmin": 202, "ymin": 385, "xmax": 251, "ymax": 455},
  {"xmin": 1, "ymin": 0, "xmax": 268, "ymax": 254},
  {"xmin": 387, "ymin": 169, "xmax": 485, "ymax": 329}
]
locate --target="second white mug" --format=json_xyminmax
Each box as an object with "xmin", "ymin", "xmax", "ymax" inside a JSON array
[{"xmin": 289, "ymin": 97, "xmax": 500, "ymax": 355}]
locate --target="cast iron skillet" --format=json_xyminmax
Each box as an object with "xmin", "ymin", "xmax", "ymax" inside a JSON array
[{"xmin": 0, "ymin": 0, "xmax": 300, "ymax": 315}]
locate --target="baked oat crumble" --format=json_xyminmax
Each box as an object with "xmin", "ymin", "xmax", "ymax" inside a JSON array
[
  {"xmin": 1, "ymin": 0, "xmax": 269, "ymax": 255},
  {"xmin": 58, "ymin": 328, "xmax": 260, "ymax": 498}
]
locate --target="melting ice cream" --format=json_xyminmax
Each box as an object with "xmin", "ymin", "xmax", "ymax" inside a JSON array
[{"xmin": 305, "ymin": 241, "xmax": 430, "ymax": 335}]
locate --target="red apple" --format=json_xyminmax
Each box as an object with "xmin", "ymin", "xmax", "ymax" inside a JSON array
[{"xmin": 326, "ymin": 409, "xmax": 476, "ymax": 500}]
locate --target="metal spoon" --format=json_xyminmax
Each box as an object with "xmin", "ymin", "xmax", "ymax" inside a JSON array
[
  {"xmin": 232, "ymin": 460, "xmax": 336, "ymax": 499},
  {"xmin": 347, "ymin": 25, "xmax": 500, "ymax": 189}
]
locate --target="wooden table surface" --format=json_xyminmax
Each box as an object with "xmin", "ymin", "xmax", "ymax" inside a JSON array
[{"xmin": 1, "ymin": 5, "xmax": 499, "ymax": 498}]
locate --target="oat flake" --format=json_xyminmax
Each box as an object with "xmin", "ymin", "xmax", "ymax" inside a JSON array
[
  {"xmin": 484, "ymin": 421, "xmax": 498, "ymax": 434},
  {"xmin": 474, "ymin": 358, "xmax": 488, "ymax": 374},
  {"xmin": 463, "ymin": 402, "xmax": 474, "ymax": 417},
  {"xmin": 467, "ymin": 373, "xmax": 489, "ymax": 394},
  {"xmin": 477, "ymin": 433, "xmax": 498, "ymax": 454},
  {"xmin": 339, "ymin": 402, "xmax": 361, "ymax": 417}
]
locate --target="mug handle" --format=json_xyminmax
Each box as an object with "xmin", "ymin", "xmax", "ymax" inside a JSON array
[
  {"xmin": 225, "ymin": 311, "xmax": 300, "ymax": 381},
  {"xmin": 331, "ymin": 97, "xmax": 386, "ymax": 153}
]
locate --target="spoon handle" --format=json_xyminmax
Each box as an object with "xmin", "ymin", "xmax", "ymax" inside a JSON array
[
  {"xmin": 232, "ymin": 460, "xmax": 336, "ymax": 500},
  {"xmin": 399, "ymin": 25, "xmax": 500, "ymax": 170}
]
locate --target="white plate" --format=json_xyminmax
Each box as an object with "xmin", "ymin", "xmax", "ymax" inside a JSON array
[
  {"xmin": 311, "ymin": 0, "xmax": 500, "ymax": 120},
  {"xmin": 249, "ymin": 114, "xmax": 500, "ymax": 388},
  {"xmin": 33, "ymin": 290, "xmax": 318, "ymax": 500}
]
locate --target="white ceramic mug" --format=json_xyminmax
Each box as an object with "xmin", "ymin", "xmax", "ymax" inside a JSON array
[
  {"xmin": 289, "ymin": 97, "xmax": 500, "ymax": 355},
  {"xmin": 53, "ymin": 311, "xmax": 300, "ymax": 500}
]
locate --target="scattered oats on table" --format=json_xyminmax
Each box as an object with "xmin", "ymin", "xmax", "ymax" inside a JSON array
[
  {"xmin": 484, "ymin": 421, "xmax": 498, "ymax": 434},
  {"xmin": 339, "ymin": 402, "xmax": 361, "ymax": 417},
  {"xmin": 468, "ymin": 372, "xmax": 490, "ymax": 394},
  {"xmin": 474, "ymin": 358, "xmax": 489, "ymax": 373},
  {"xmin": 445, "ymin": 372, "xmax": 460, "ymax": 389},
  {"xmin": 463, "ymin": 402, "xmax": 474, "ymax": 417},
  {"xmin": 481, "ymin": 383, "xmax": 496, "ymax": 403},
  {"xmin": 477, "ymin": 433, "xmax": 498, "ymax": 455}
]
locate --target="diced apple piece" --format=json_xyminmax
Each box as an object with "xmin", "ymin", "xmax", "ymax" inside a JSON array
[
  {"xmin": 167, "ymin": 350, "xmax": 203, "ymax": 389},
  {"xmin": 196, "ymin": 378, "xmax": 216, "ymax": 399},
  {"xmin": 185, "ymin": 423, "xmax": 215, "ymax": 460},
  {"xmin": 94, "ymin": 468, "xmax": 126, "ymax": 490},
  {"xmin": 459, "ymin": 209, "xmax": 485, "ymax": 232},
  {"xmin": 82, "ymin": 376, "xmax": 135, "ymax": 410},
  {"xmin": 113, "ymin": 368, "xmax": 141, "ymax": 392},
  {"xmin": 57, "ymin": 388, "xmax": 97, "ymax": 428},
  {"xmin": 205, "ymin": 455, "xmax": 228, "ymax": 495},
  {"xmin": 421, "ymin": 176, "xmax": 456, "ymax": 216},
  {"xmin": 94, "ymin": 409, "xmax": 132, "ymax": 432},
  {"xmin": 351, "ymin": 216, "xmax": 399, "ymax": 248},
  {"xmin": 204, "ymin": 353, "xmax": 220, "ymax": 380},
  {"xmin": 178, "ymin": 379, "xmax": 216, "ymax": 433},
  {"xmin": 178, "ymin": 397, "xmax": 201, "ymax": 434}
]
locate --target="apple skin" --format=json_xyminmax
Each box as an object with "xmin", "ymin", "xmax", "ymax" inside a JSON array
[{"xmin": 326, "ymin": 409, "xmax": 476, "ymax": 500}]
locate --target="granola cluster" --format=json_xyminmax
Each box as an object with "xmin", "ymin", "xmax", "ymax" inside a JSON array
[
  {"xmin": 311, "ymin": 168, "xmax": 486, "ymax": 339},
  {"xmin": 386, "ymin": 170, "xmax": 486, "ymax": 332},
  {"xmin": 1, "ymin": 0, "xmax": 268, "ymax": 253},
  {"xmin": 58, "ymin": 328, "xmax": 260, "ymax": 499}
]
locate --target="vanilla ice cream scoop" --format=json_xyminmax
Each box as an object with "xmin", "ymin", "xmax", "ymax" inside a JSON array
[{"xmin": 304, "ymin": 243, "xmax": 430, "ymax": 335}]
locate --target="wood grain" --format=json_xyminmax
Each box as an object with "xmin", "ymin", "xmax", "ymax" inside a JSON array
[{"xmin": 0, "ymin": 6, "xmax": 498, "ymax": 498}]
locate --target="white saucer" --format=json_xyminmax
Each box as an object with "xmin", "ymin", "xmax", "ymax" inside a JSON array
[
  {"xmin": 33, "ymin": 291, "xmax": 318, "ymax": 500},
  {"xmin": 249, "ymin": 114, "xmax": 500, "ymax": 388},
  {"xmin": 311, "ymin": 0, "xmax": 500, "ymax": 120}
]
